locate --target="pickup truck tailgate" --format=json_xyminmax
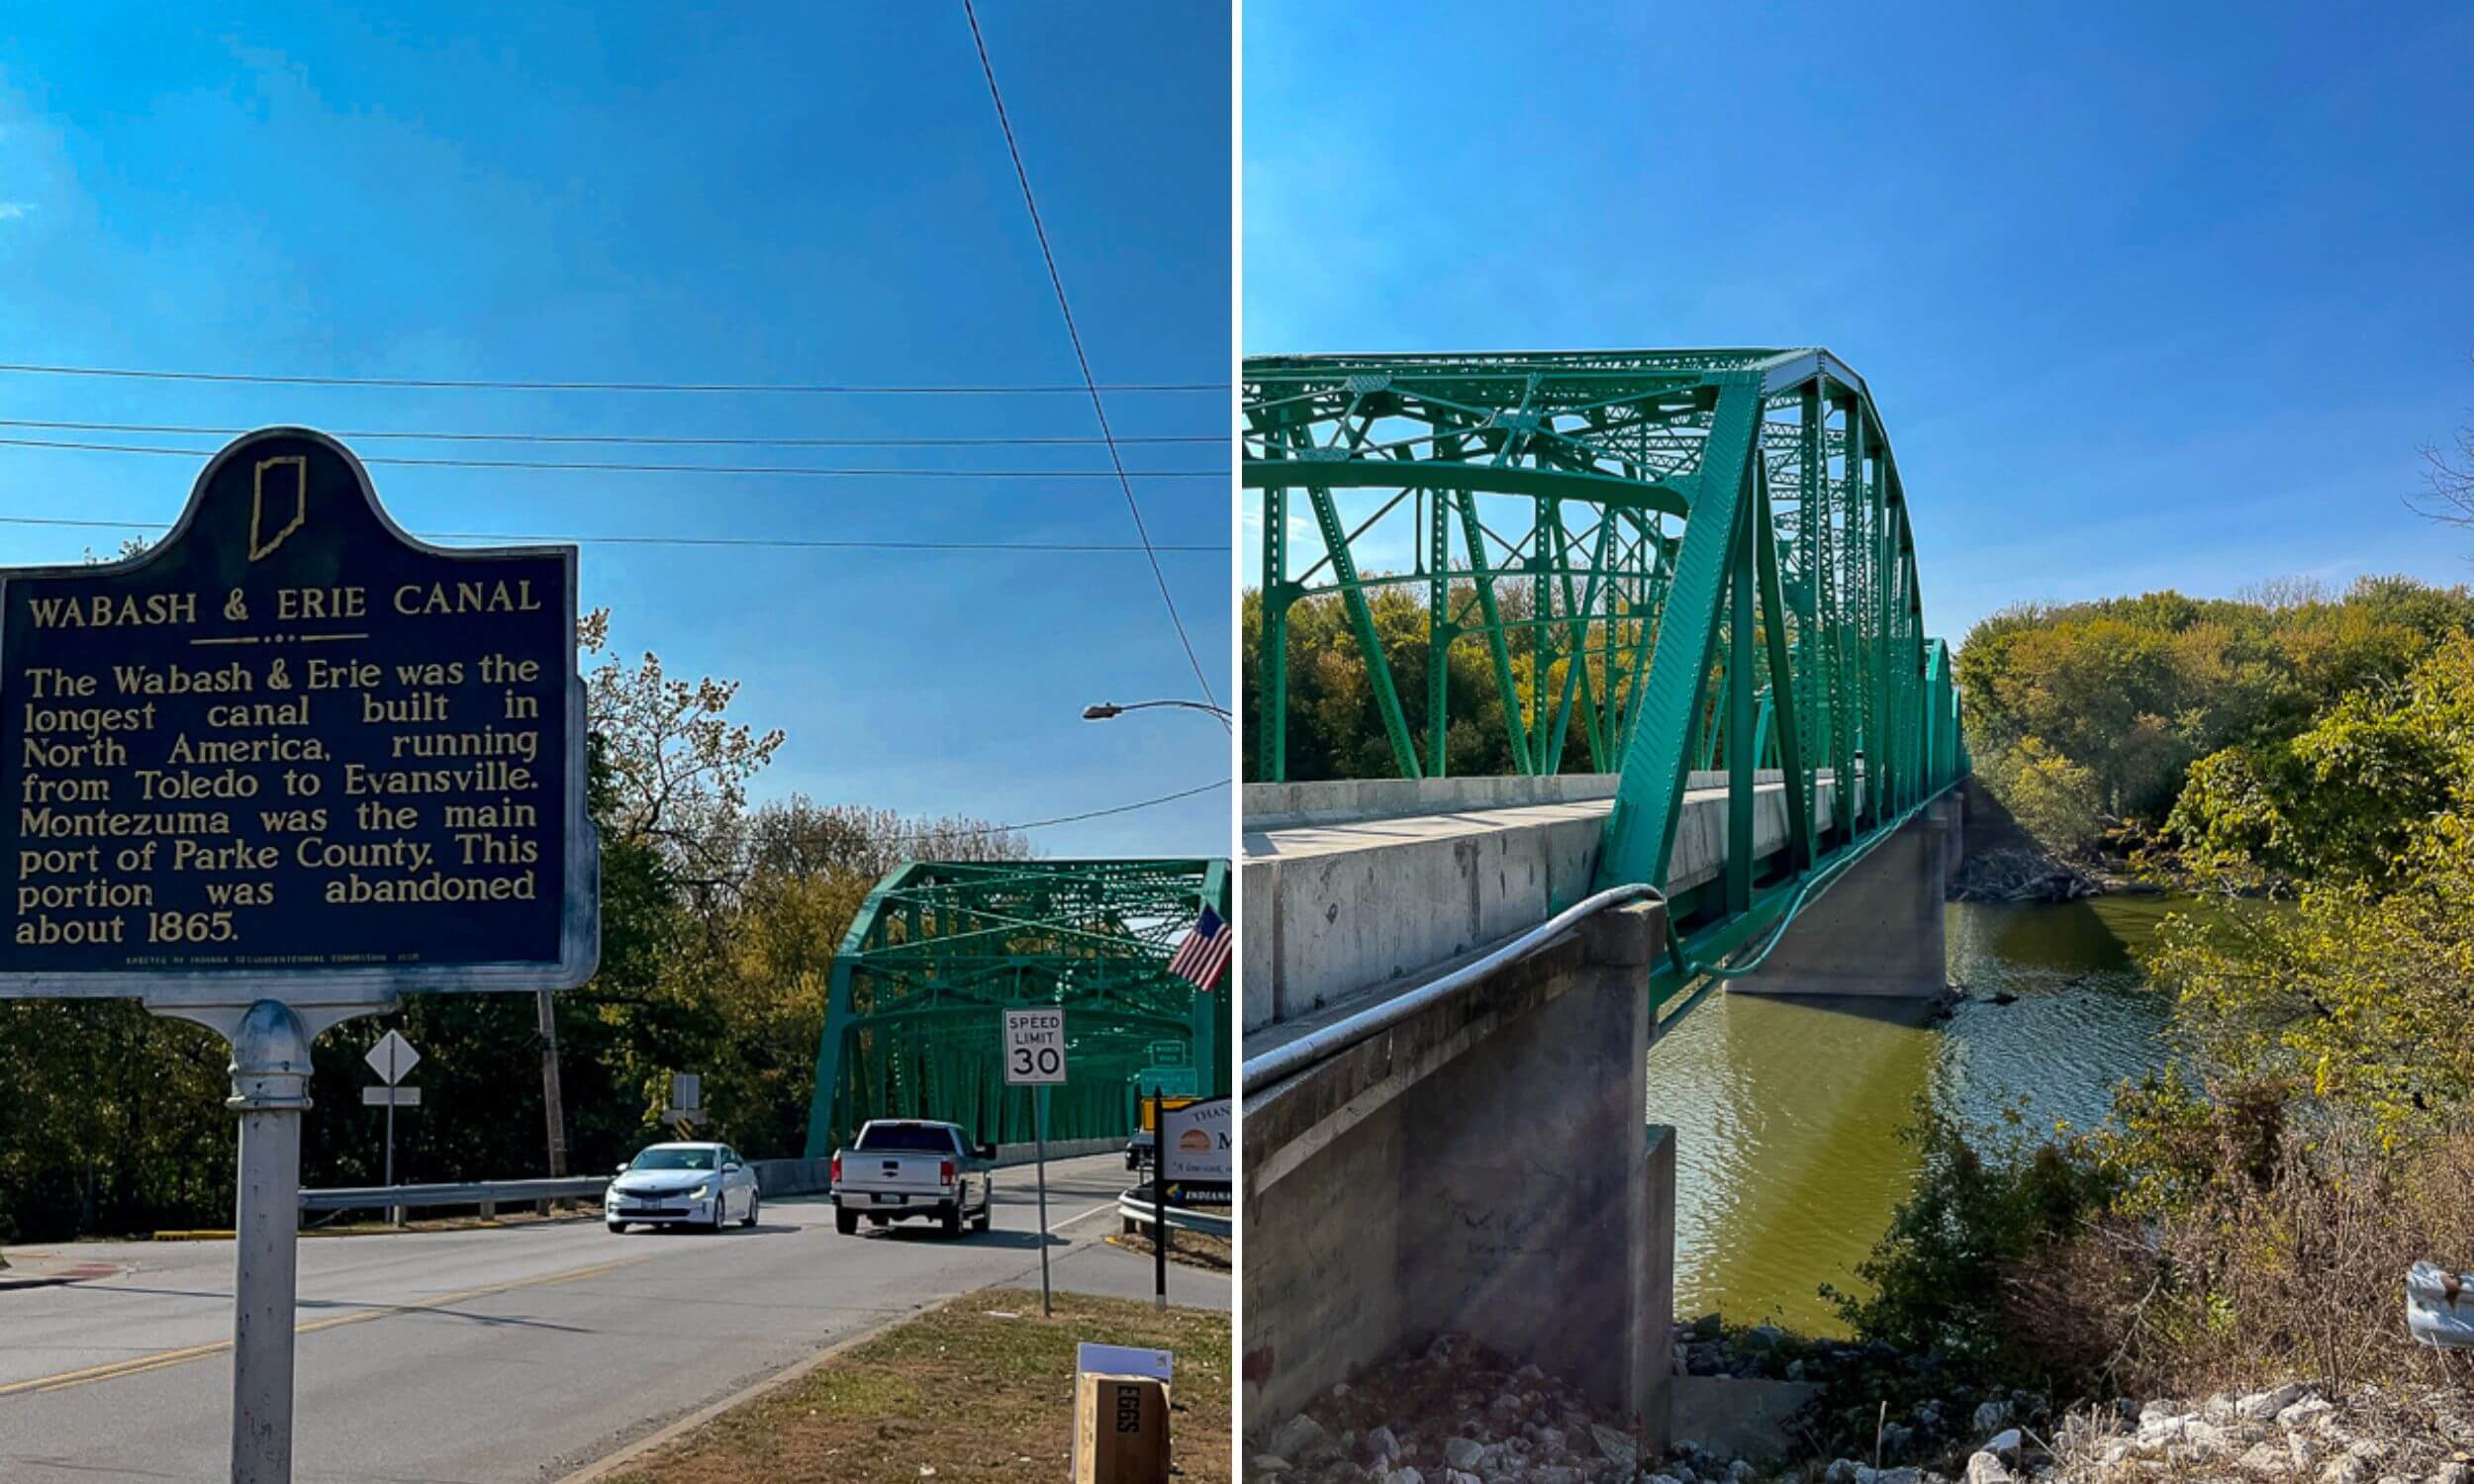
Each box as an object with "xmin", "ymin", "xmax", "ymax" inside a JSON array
[{"xmin": 849, "ymin": 1153, "xmax": 950, "ymax": 1195}]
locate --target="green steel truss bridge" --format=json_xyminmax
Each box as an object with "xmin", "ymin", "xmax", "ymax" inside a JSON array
[
  {"xmin": 1244, "ymin": 348, "xmax": 1968, "ymax": 1004},
  {"xmin": 802, "ymin": 858, "xmax": 1232, "ymax": 1158}
]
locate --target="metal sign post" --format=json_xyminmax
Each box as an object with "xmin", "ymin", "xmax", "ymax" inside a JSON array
[
  {"xmin": 1151, "ymin": 1090, "xmax": 1169, "ymax": 1308},
  {"xmin": 1002, "ymin": 1005, "xmax": 1067, "ymax": 1317},
  {"xmin": 1035, "ymin": 1082, "xmax": 1052, "ymax": 1315},
  {"xmin": 363, "ymin": 1031, "xmax": 421, "ymax": 1225},
  {"xmin": 0, "ymin": 429, "xmax": 600, "ymax": 1483}
]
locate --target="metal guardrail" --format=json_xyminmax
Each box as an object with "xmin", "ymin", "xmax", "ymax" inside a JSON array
[
  {"xmin": 300, "ymin": 1176, "xmax": 610, "ymax": 1215},
  {"xmin": 1117, "ymin": 1188, "xmax": 1231, "ymax": 1238}
]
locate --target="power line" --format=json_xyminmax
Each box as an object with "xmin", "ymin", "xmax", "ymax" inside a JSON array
[
  {"xmin": 0, "ymin": 513, "xmax": 1224, "ymax": 555},
  {"xmin": 0, "ymin": 434, "xmax": 1224, "ymax": 479},
  {"xmin": 960, "ymin": 0, "xmax": 1227, "ymax": 729},
  {"xmin": 0, "ymin": 417, "xmax": 1223, "ymax": 449},
  {"xmin": 901, "ymin": 777, "xmax": 1227, "ymax": 836},
  {"xmin": 0, "ymin": 361, "xmax": 1220, "ymax": 396}
]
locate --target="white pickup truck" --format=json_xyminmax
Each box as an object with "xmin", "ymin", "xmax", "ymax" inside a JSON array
[{"xmin": 829, "ymin": 1119, "xmax": 997, "ymax": 1238}]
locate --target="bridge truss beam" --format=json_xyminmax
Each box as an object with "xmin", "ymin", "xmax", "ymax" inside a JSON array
[
  {"xmin": 1243, "ymin": 349, "xmax": 1967, "ymax": 1004},
  {"xmin": 801, "ymin": 858, "xmax": 1231, "ymax": 1158}
]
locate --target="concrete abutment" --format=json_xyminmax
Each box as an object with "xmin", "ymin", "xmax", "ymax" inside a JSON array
[
  {"xmin": 1728, "ymin": 791, "xmax": 1962, "ymax": 999},
  {"xmin": 1243, "ymin": 898, "xmax": 1676, "ymax": 1451}
]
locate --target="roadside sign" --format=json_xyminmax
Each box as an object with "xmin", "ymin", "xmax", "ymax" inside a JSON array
[
  {"xmin": 0, "ymin": 428, "xmax": 604, "ymax": 1484},
  {"xmin": 0, "ymin": 427, "xmax": 600, "ymax": 1004},
  {"xmin": 364, "ymin": 1031, "xmax": 420, "ymax": 1084},
  {"xmin": 1137, "ymin": 1093, "xmax": 1198, "ymax": 1133},
  {"xmin": 1145, "ymin": 1039, "xmax": 1187, "ymax": 1067},
  {"xmin": 1134, "ymin": 1066, "xmax": 1198, "ymax": 1100},
  {"xmin": 360, "ymin": 1086, "xmax": 422, "ymax": 1107},
  {"xmin": 1003, "ymin": 1006, "xmax": 1068, "ymax": 1085},
  {"xmin": 662, "ymin": 1071, "xmax": 703, "ymax": 1129},
  {"xmin": 1160, "ymin": 1097, "xmax": 1230, "ymax": 1183},
  {"xmin": 1004, "ymin": 1005, "xmax": 1067, "ymax": 1320}
]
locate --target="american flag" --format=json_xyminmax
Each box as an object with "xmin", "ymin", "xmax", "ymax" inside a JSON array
[{"xmin": 1167, "ymin": 905, "xmax": 1232, "ymax": 991}]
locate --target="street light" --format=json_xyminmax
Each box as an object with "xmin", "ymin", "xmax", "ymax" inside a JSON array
[{"xmin": 1083, "ymin": 698, "xmax": 1234, "ymax": 722}]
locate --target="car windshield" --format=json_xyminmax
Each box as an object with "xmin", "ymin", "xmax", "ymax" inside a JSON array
[
  {"xmin": 854, "ymin": 1124, "xmax": 957, "ymax": 1154},
  {"xmin": 629, "ymin": 1148, "xmax": 715, "ymax": 1171}
]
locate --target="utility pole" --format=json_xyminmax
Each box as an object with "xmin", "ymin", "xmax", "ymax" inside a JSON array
[{"xmin": 536, "ymin": 988, "xmax": 569, "ymax": 1180}]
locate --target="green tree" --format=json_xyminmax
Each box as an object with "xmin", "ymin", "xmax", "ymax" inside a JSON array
[
  {"xmin": 2154, "ymin": 636, "xmax": 2474, "ymax": 1142},
  {"xmin": 1955, "ymin": 578, "xmax": 2474, "ymax": 855}
]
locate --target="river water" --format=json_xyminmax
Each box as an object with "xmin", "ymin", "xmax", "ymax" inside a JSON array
[{"xmin": 1643, "ymin": 895, "xmax": 2179, "ymax": 1334}]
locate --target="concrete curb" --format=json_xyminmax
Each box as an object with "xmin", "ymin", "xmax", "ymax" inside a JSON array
[{"xmin": 555, "ymin": 1294, "xmax": 965, "ymax": 1483}]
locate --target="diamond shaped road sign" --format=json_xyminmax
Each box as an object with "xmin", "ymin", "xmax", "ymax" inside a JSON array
[{"xmin": 364, "ymin": 1030, "xmax": 420, "ymax": 1085}]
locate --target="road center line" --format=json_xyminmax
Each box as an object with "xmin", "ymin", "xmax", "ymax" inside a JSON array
[{"xmin": 0, "ymin": 1252, "xmax": 651, "ymax": 1399}]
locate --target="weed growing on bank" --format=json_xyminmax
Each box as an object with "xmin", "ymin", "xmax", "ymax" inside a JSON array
[{"xmin": 1816, "ymin": 1085, "xmax": 2474, "ymax": 1429}]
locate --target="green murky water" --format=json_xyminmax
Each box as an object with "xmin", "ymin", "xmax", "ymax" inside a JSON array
[{"xmin": 1644, "ymin": 895, "xmax": 2180, "ymax": 1334}]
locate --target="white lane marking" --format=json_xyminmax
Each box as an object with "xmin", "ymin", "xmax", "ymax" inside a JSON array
[{"xmin": 1048, "ymin": 1201, "xmax": 1115, "ymax": 1235}]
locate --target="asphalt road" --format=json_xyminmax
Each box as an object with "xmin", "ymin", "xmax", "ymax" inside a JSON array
[{"xmin": 0, "ymin": 1153, "xmax": 1227, "ymax": 1481}]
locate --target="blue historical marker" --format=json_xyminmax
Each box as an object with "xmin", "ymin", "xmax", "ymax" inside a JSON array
[
  {"xmin": 0, "ymin": 427, "xmax": 596, "ymax": 998},
  {"xmin": 0, "ymin": 428, "xmax": 599, "ymax": 1483}
]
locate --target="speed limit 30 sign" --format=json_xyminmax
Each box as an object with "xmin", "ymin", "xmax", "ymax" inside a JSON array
[{"xmin": 1003, "ymin": 1006, "xmax": 1068, "ymax": 1085}]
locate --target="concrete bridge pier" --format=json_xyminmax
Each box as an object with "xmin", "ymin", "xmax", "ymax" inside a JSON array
[
  {"xmin": 1728, "ymin": 791, "xmax": 1963, "ymax": 998},
  {"xmin": 1242, "ymin": 897, "xmax": 1676, "ymax": 1449}
]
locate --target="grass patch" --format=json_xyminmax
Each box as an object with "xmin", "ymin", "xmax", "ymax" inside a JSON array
[
  {"xmin": 609, "ymin": 1289, "xmax": 1230, "ymax": 1483},
  {"xmin": 1105, "ymin": 1227, "xmax": 1232, "ymax": 1273}
]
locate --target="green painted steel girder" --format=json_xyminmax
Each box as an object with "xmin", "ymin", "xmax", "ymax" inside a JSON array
[
  {"xmin": 801, "ymin": 858, "xmax": 1231, "ymax": 1158},
  {"xmin": 1243, "ymin": 348, "xmax": 1969, "ymax": 1009},
  {"xmin": 1240, "ymin": 458, "xmax": 1692, "ymax": 519}
]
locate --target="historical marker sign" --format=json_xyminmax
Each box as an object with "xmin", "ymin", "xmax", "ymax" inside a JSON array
[{"xmin": 0, "ymin": 427, "xmax": 598, "ymax": 1003}]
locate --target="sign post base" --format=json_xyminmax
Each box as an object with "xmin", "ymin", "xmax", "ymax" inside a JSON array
[
  {"xmin": 1035, "ymin": 1084, "xmax": 1053, "ymax": 1318},
  {"xmin": 159, "ymin": 996, "xmax": 391, "ymax": 1484}
]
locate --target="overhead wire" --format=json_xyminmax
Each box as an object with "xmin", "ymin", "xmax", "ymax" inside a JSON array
[
  {"xmin": 0, "ymin": 361, "xmax": 1219, "ymax": 396},
  {"xmin": 0, "ymin": 417, "xmax": 1222, "ymax": 449},
  {"xmin": 0, "ymin": 433, "xmax": 1223, "ymax": 479},
  {"xmin": 898, "ymin": 779, "xmax": 1228, "ymax": 837},
  {"xmin": 0, "ymin": 514, "xmax": 1223, "ymax": 554},
  {"xmin": 959, "ymin": 0, "xmax": 1227, "ymax": 729}
]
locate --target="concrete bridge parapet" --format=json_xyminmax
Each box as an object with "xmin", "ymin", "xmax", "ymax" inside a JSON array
[{"xmin": 1242, "ymin": 770, "xmax": 1848, "ymax": 1035}]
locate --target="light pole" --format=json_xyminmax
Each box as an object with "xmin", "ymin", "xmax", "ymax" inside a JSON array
[{"xmin": 1082, "ymin": 698, "xmax": 1233, "ymax": 723}]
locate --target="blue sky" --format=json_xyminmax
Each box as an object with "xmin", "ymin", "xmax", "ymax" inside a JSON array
[
  {"xmin": 0, "ymin": 2, "xmax": 1231, "ymax": 857},
  {"xmin": 1243, "ymin": 2, "xmax": 2474, "ymax": 644}
]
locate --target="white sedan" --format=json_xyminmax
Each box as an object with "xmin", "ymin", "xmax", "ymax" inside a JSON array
[{"xmin": 605, "ymin": 1142, "xmax": 761, "ymax": 1233}]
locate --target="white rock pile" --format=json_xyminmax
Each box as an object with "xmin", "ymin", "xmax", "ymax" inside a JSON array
[
  {"xmin": 2032, "ymin": 1382, "xmax": 2474, "ymax": 1482},
  {"xmin": 1251, "ymin": 1338, "xmax": 2474, "ymax": 1484},
  {"xmin": 1246, "ymin": 1334, "xmax": 1650, "ymax": 1484}
]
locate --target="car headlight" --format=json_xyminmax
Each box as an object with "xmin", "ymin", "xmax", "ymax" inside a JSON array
[{"xmin": 689, "ymin": 1182, "xmax": 712, "ymax": 1200}]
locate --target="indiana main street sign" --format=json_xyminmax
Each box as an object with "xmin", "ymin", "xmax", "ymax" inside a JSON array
[{"xmin": 0, "ymin": 426, "xmax": 599, "ymax": 1004}]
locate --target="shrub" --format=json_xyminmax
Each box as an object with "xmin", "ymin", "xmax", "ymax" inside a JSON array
[{"xmin": 1825, "ymin": 1098, "xmax": 2115, "ymax": 1379}]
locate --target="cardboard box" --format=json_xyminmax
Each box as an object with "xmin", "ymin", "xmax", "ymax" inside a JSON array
[{"xmin": 1073, "ymin": 1372, "xmax": 1171, "ymax": 1483}]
